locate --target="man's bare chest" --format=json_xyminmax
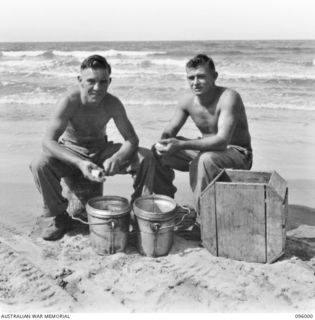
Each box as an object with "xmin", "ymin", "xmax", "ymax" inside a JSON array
[
  {"xmin": 70, "ymin": 108, "xmax": 110, "ymax": 133},
  {"xmin": 190, "ymin": 107, "xmax": 219, "ymax": 133}
]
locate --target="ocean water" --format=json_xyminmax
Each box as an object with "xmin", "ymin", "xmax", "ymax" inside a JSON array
[
  {"xmin": 0, "ymin": 40, "xmax": 314, "ymax": 115},
  {"xmin": 1, "ymin": 40, "xmax": 315, "ymax": 148}
]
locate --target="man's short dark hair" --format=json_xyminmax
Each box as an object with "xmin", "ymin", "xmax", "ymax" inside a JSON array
[
  {"xmin": 80, "ymin": 55, "xmax": 111, "ymax": 74},
  {"xmin": 186, "ymin": 54, "xmax": 215, "ymax": 72}
]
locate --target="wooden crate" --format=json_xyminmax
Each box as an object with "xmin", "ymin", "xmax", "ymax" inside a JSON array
[{"xmin": 199, "ymin": 169, "xmax": 288, "ymax": 263}]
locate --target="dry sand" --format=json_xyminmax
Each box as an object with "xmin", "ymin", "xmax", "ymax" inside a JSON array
[
  {"xmin": 1, "ymin": 110, "xmax": 315, "ymax": 314},
  {"xmin": 0, "ymin": 202, "xmax": 315, "ymax": 314}
]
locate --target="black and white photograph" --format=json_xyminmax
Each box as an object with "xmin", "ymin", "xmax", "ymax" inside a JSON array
[{"xmin": 0, "ymin": 0, "xmax": 314, "ymax": 316}]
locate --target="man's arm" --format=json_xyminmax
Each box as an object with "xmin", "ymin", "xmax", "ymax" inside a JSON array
[
  {"xmin": 103, "ymin": 99, "xmax": 139, "ymax": 175},
  {"xmin": 153, "ymin": 100, "xmax": 189, "ymax": 155},
  {"xmin": 161, "ymin": 103, "xmax": 189, "ymax": 139},
  {"xmin": 42, "ymin": 96, "xmax": 104, "ymax": 182},
  {"xmin": 160, "ymin": 90, "xmax": 240, "ymax": 154}
]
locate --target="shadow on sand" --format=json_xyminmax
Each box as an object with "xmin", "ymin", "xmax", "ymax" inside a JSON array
[{"xmin": 281, "ymin": 204, "xmax": 315, "ymax": 261}]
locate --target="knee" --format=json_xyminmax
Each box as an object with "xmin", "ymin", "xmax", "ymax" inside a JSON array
[
  {"xmin": 138, "ymin": 147, "xmax": 156, "ymax": 166},
  {"xmin": 159, "ymin": 154, "xmax": 173, "ymax": 167},
  {"xmin": 189, "ymin": 152, "xmax": 222, "ymax": 191},
  {"xmin": 189, "ymin": 152, "xmax": 222, "ymax": 181},
  {"xmin": 151, "ymin": 145, "xmax": 174, "ymax": 168},
  {"xmin": 196, "ymin": 152, "xmax": 221, "ymax": 168},
  {"xmin": 29, "ymin": 153, "xmax": 54, "ymax": 174},
  {"xmin": 154, "ymin": 152, "xmax": 176, "ymax": 168}
]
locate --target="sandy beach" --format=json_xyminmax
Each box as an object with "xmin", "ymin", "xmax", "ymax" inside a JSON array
[{"xmin": 0, "ymin": 104, "xmax": 315, "ymax": 314}]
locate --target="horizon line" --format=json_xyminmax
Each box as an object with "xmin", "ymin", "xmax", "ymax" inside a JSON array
[{"xmin": 0, "ymin": 38, "xmax": 315, "ymax": 44}]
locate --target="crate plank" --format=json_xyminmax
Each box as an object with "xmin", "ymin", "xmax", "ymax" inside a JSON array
[
  {"xmin": 215, "ymin": 183, "xmax": 266, "ymax": 262},
  {"xmin": 199, "ymin": 170, "xmax": 228, "ymax": 256},
  {"xmin": 200, "ymin": 183, "xmax": 217, "ymax": 256},
  {"xmin": 266, "ymin": 186, "xmax": 288, "ymax": 262},
  {"xmin": 269, "ymin": 171, "xmax": 288, "ymax": 201},
  {"xmin": 266, "ymin": 187, "xmax": 286, "ymax": 262},
  {"xmin": 282, "ymin": 188, "xmax": 288, "ymax": 247},
  {"xmin": 225, "ymin": 169, "xmax": 271, "ymax": 184}
]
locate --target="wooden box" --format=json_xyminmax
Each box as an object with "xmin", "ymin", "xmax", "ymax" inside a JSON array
[{"xmin": 200, "ymin": 169, "xmax": 288, "ymax": 263}]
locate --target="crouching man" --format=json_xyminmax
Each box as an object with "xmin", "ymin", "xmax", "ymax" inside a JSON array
[
  {"xmin": 153, "ymin": 54, "xmax": 252, "ymax": 223},
  {"xmin": 30, "ymin": 55, "xmax": 155, "ymax": 240}
]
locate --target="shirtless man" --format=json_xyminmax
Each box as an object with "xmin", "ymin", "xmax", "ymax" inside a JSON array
[
  {"xmin": 153, "ymin": 54, "xmax": 252, "ymax": 221},
  {"xmin": 30, "ymin": 55, "xmax": 155, "ymax": 240}
]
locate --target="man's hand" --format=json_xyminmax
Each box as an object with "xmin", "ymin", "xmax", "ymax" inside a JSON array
[
  {"xmin": 154, "ymin": 138, "xmax": 182, "ymax": 155},
  {"xmin": 103, "ymin": 156, "xmax": 122, "ymax": 176},
  {"xmin": 78, "ymin": 160, "xmax": 106, "ymax": 182}
]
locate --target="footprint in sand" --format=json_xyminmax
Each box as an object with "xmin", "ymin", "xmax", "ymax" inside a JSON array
[{"xmin": 0, "ymin": 222, "xmax": 74, "ymax": 312}]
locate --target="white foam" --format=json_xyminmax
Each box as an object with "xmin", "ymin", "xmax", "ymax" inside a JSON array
[
  {"xmin": 220, "ymin": 70, "xmax": 315, "ymax": 81},
  {"xmin": 1, "ymin": 51, "xmax": 45, "ymax": 57},
  {"xmin": 248, "ymin": 102, "xmax": 315, "ymax": 111},
  {"xmin": 104, "ymin": 57, "xmax": 187, "ymax": 70},
  {"xmin": 39, "ymin": 70, "xmax": 77, "ymax": 78},
  {"xmin": 114, "ymin": 69, "xmax": 160, "ymax": 75},
  {"xmin": 0, "ymin": 60, "xmax": 50, "ymax": 68},
  {"xmin": 150, "ymin": 58, "xmax": 186, "ymax": 68},
  {"xmin": 52, "ymin": 49, "xmax": 166, "ymax": 59},
  {"xmin": 126, "ymin": 99, "xmax": 176, "ymax": 106},
  {"xmin": 0, "ymin": 81, "xmax": 11, "ymax": 86},
  {"xmin": 0, "ymin": 60, "xmax": 77, "ymax": 77},
  {"xmin": 1, "ymin": 93, "xmax": 314, "ymax": 112},
  {"xmin": 0, "ymin": 93, "xmax": 57, "ymax": 105},
  {"xmin": 0, "ymin": 49, "xmax": 166, "ymax": 59}
]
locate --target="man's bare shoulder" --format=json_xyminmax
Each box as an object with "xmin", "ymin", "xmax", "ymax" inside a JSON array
[
  {"xmin": 103, "ymin": 93, "xmax": 122, "ymax": 105},
  {"xmin": 218, "ymin": 87, "xmax": 243, "ymax": 111},
  {"xmin": 178, "ymin": 93, "xmax": 194, "ymax": 111},
  {"xmin": 102, "ymin": 93, "xmax": 125, "ymax": 114},
  {"xmin": 60, "ymin": 89, "xmax": 81, "ymax": 110},
  {"xmin": 220, "ymin": 88, "xmax": 241, "ymax": 104},
  {"xmin": 67, "ymin": 89, "xmax": 81, "ymax": 102},
  {"xmin": 54, "ymin": 90, "xmax": 79, "ymax": 116}
]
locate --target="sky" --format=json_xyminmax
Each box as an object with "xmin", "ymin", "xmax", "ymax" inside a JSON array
[{"xmin": 0, "ymin": 0, "xmax": 314, "ymax": 42}]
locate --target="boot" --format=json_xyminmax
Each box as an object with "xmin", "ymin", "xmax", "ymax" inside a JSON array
[{"xmin": 41, "ymin": 212, "xmax": 71, "ymax": 241}]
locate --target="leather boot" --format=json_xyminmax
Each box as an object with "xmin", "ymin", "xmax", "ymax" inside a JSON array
[{"xmin": 41, "ymin": 212, "xmax": 71, "ymax": 241}]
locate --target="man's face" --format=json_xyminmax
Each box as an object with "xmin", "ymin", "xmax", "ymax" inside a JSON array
[
  {"xmin": 78, "ymin": 68, "xmax": 111, "ymax": 104},
  {"xmin": 186, "ymin": 65, "xmax": 217, "ymax": 96}
]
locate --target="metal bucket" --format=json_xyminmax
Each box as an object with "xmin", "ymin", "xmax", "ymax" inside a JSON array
[
  {"xmin": 86, "ymin": 196, "xmax": 131, "ymax": 255},
  {"xmin": 133, "ymin": 194, "xmax": 177, "ymax": 257}
]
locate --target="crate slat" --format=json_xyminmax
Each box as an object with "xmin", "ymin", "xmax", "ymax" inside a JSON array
[
  {"xmin": 200, "ymin": 183, "xmax": 217, "ymax": 256},
  {"xmin": 216, "ymin": 183, "xmax": 266, "ymax": 262},
  {"xmin": 268, "ymin": 171, "xmax": 288, "ymax": 201}
]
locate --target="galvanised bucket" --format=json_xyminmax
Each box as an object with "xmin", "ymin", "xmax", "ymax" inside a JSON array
[
  {"xmin": 86, "ymin": 196, "xmax": 131, "ymax": 255},
  {"xmin": 133, "ymin": 194, "xmax": 177, "ymax": 257}
]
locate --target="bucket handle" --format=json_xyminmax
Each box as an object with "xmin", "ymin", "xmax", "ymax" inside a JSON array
[
  {"xmin": 174, "ymin": 205, "xmax": 191, "ymax": 227},
  {"xmin": 148, "ymin": 205, "xmax": 191, "ymax": 232},
  {"xmin": 69, "ymin": 213, "xmax": 117, "ymax": 227}
]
